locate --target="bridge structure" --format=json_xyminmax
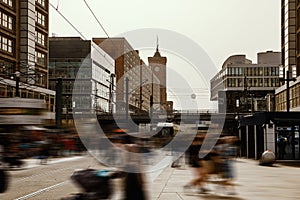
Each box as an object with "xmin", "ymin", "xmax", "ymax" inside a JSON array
[
  {"xmin": 96, "ymin": 111, "xmax": 240, "ymax": 124},
  {"xmin": 95, "ymin": 111, "xmax": 240, "ymax": 135}
]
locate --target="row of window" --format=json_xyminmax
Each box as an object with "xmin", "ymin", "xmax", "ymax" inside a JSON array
[
  {"xmin": 92, "ymin": 62, "xmax": 111, "ymax": 86},
  {"xmin": 1, "ymin": 0, "xmax": 12, "ymax": 7},
  {"xmin": 36, "ymin": 0, "xmax": 45, "ymax": 7},
  {"xmin": 0, "ymin": 86, "xmax": 54, "ymax": 112},
  {"xmin": 227, "ymin": 67, "xmax": 279, "ymax": 76},
  {"xmin": 72, "ymin": 96, "xmax": 92, "ymax": 109},
  {"xmin": 0, "ymin": 35, "xmax": 12, "ymax": 53},
  {"xmin": 276, "ymin": 82, "xmax": 300, "ymax": 111},
  {"xmin": 0, "ymin": 11, "xmax": 13, "ymax": 30},
  {"xmin": 93, "ymin": 82, "xmax": 110, "ymax": 99},
  {"xmin": 1, "ymin": 3, "xmax": 46, "ymax": 30},
  {"xmin": 290, "ymin": 82, "xmax": 300, "ymax": 109},
  {"xmin": 226, "ymin": 78, "xmax": 280, "ymax": 88}
]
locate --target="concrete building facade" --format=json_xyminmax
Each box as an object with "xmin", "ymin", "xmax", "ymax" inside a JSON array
[{"xmin": 210, "ymin": 51, "xmax": 281, "ymax": 114}]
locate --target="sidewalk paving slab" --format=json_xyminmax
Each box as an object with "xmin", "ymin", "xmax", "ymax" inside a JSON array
[{"xmin": 148, "ymin": 158, "xmax": 300, "ymax": 200}]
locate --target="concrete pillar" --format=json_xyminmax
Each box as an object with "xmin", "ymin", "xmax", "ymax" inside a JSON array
[
  {"xmin": 246, "ymin": 125, "xmax": 249, "ymax": 158},
  {"xmin": 265, "ymin": 124, "xmax": 275, "ymax": 152},
  {"xmin": 254, "ymin": 125, "xmax": 257, "ymax": 160}
]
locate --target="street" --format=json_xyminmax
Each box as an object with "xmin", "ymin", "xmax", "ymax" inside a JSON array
[
  {"xmin": 1, "ymin": 154, "xmax": 300, "ymax": 200},
  {"xmin": 0, "ymin": 155, "xmax": 109, "ymax": 200}
]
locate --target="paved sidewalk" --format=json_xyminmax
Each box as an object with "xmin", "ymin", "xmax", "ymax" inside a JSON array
[{"xmin": 147, "ymin": 158, "xmax": 300, "ymax": 200}]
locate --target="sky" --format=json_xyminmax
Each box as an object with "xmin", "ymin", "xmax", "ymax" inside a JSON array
[{"xmin": 49, "ymin": 0, "xmax": 280, "ymax": 110}]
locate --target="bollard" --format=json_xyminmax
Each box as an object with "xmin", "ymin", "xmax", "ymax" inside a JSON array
[{"xmin": 259, "ymin": 150, "xmax": 276, "ymax": 166}]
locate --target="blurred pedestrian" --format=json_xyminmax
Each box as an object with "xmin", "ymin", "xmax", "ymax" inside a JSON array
[
  {"xmin": 39, "ymin": 143, "xmax": 50, "ymax": 164},
  {"xmin": 218, "ymin": 136, "xmax": 239, "ymax": 195},
  {"xmin": 183, "ymin": 134, "xmax": 207, "ymax": 192},
  {"xmin": 0, "ymin": 168, "xmax": 8, "ymax": 193},
  {"xmin": 277, "ymin": 137, "xmax": 287, "ymax": 159},
  {"xmin": 123, "ymin": 144, "xmax": 148, "ymax": 200}
]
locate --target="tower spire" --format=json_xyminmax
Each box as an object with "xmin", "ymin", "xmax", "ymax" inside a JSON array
[
  {"xmin": 154, "ymin": 35, "xmax": 161, "ymax": 57},
  {"xmin": 156, "ymin": 35, "xmax": 159, "ymax": 52}
]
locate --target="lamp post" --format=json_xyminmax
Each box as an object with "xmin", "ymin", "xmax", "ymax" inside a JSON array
[
  {"xmin": 15, "ymin": 71, "xmax": 20, "ymax": 97},
  {"xmin": 125, "ymin": 77, "xmax": 129, "ymax": 121},
  {"xmin": 66, "ymin": 96, "xmax": 69, "ymax": 128},
  {"xmin": 279, "ymin": 65, "xmax": 297, "ymax": 112}
]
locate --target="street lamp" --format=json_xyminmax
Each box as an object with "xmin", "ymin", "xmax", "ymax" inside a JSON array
[
  {"xmin": 13, "ymin": 71, "xmax": 20, "ymax": 97},
  {"xmin": 66, "ymin": 96, "xmax": 69, "ymax": 128},
  {"xmin": 279, "ymin": 65, "xmax": 297, "ymax": 112}
]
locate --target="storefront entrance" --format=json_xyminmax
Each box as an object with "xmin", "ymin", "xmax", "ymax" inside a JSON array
[{"xmin": 276, "ymin": 126, "xmax": 299, "ymax": 160}]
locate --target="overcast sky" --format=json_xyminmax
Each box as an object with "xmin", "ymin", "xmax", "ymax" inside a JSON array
[{"xmin": 49, "ymin": 0, "xmax": 280, "ymax": 110}]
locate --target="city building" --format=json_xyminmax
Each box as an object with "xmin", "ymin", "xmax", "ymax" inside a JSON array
[
  {"xmin": 275, "ymin": 0, "xmax": 300, "ymax": 111},
  {"xmin": 210, "ymin": 51, "xmax": 281, "ymax": 114},
  {"xmin": 93, "ymin": 37, "xmax": 173, "ymax": 115},
  {"xmin": 235, "ymin": 1, "xmax": 300, "ymax": 161},
  {"xmin": 49, "ymin": 37, "xmax": 115, "ymax": 127},
  {"xmin": 92, "ymin": 37, "xmax": 153, "ymax": 113},
  {"xmin": 0, "ymin": 0, "xmax": 55, "ymax": 118}
]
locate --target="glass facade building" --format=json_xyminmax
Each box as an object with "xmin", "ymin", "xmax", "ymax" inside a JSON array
[{"xmin": 49, "ymin": 37, "xmax": 115, "ymax": 119}]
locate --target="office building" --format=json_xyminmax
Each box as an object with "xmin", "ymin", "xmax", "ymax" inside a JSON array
[
  {"xmin": 0, "ymin": 0, "xmax": 55, "ymax": 113},
  {"xmin": 49, "ymin": 37, "xmax": 115, "ymax": 126},
  {"xmin": 93, "ymin": 38, "xmax": 153, "ymax": 113},
  {"xmin": 276, "ymin": 0, "xmax": 300, "ymax": 111},
  {"xmin": 210, "ymin": 51, "xmax": 281, "ymax": 113}
]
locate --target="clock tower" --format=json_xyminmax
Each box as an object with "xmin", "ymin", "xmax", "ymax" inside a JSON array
[{"xmin": 148, "ymin": 39, "xmax": 167, "ymax": 109}]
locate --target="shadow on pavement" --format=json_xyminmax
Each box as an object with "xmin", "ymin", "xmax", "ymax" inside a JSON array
[{"xmin": 276, "ymin": 162, "xmax": 300, "ymax": 168}]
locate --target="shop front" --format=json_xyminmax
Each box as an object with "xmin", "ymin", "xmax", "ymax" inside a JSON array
[{"xmin": 239, "ymin": 112, "xmax": 300, "ymax": 160}]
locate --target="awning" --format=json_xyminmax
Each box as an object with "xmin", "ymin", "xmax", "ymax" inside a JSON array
[{"xmin": 239, "ymin": 112, "xmax": 300, "ymax": 126}]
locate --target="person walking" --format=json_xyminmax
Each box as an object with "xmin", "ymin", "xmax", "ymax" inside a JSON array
[
  {"xmin": 218, "ymin": 136, "xmax": 239, "ymax": 195},
  {"xmin": 183, "ymin": 134, "xmax": 207, "ymax": 193}
]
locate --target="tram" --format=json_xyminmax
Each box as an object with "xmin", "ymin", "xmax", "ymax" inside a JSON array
[{"xmin": 0, "ymin": 98, "xmax": 48, "ymax": 161}]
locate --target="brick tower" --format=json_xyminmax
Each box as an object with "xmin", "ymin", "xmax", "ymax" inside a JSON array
[{"xmin": 148, "ymin": 39, "xmax": 167, "ymax": 109}]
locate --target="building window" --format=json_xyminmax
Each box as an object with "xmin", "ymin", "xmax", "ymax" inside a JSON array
[
  {"xmin": 35, "ymin": 51, "xmax": 45, "ymax": 66},
  {"xmin": 2, "ymin": 13, "xmax": 7, "ymax": 28},
  {"xmin": 36, "ymin": 11, "xmax": 45, "ymax": 26},
  {"xmin": 2, "ymin": 37, "xmax": 7, "ymax": 51},
  {"xmin": 0, "ymin": 12, "xmax": 13, "ymax": 30},
  {"xmin": 0, "ymin": 36, "xmax": 13, "ymax": 53},
  {"xmin": 8, "ymin": 15, "xmax": 12, "ymax": 29},
  {"xmin": 264, "ymin": 78, "xmax": 270, "ymax": 87},
  {"xmin": 7, "ymin": 39, "xmax": 12, "ymax": 53},
  {"xmin": 35, "ymin": 31, "xmax": 45, "ymax": 46},
  {"xmin": 271, "ymin": 67, "xmax": 276, "ymax": 76},
  {"xmin": 264, "ymin": 67, "xmax": 269, "ymax": 76},
  {"xmin": 2, "ymin": 0, "xmax": 12, "ymax": 7},
  {"xmin": 259, "ymin": 78, "xmax": 263, "ymax": 87},
  {"xmin": 36, "ymin": 73, "xmax": 46, "ymax": 86},
  {"xmin": 36, "ymin": 0, "xmax": 45, "ymax": 7}
]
